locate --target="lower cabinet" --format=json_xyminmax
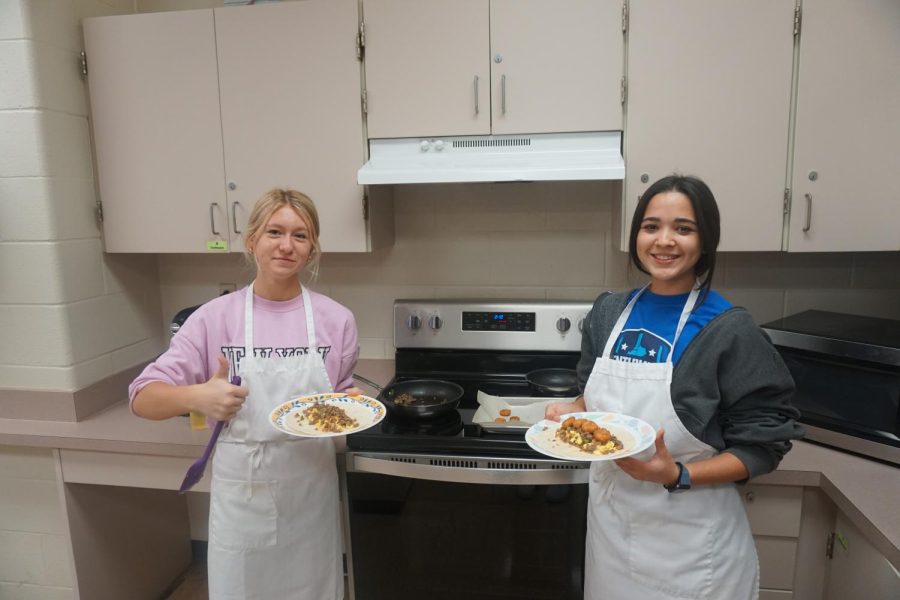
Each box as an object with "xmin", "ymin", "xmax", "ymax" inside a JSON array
[
  {"xmin": 59, "ymin": 450, "xmax": 198, "ymax": 600},
  {"xmin": 746, "ymin": 483, "xmax": 900, "ymax": 600},
  {"xmin": 742, "ymin": 484, "xmax": 803, "ymax": 597},
  {"xmin": 823, "ymin": 512, "xmax": 900, "ymax": 600}
]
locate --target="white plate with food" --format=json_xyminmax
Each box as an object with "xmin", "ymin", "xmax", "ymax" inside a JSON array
[
  {"xmin": 270, "ymin": 393, "xmax": 386, "ymax": 438},
  {"xmin": 525, "ymin": 411, "xmax": 656, "ymax": 462}
]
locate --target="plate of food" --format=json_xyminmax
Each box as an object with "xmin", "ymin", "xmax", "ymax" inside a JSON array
[
  {"xmin": 270, "ymin": 393, "xmax": 386, "ymax": 438},
  {"xmin": 525, "ymin": 411, "xmax": 656, "ymax": 462}
]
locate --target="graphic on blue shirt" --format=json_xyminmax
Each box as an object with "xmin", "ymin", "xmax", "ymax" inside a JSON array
[
  {"xmin": 610, "ymin": 288, "xmax": 732, "ymax": 365},
  {"xmin": 613, "ymin": 329, "xmax": 671, "ymax": 363}
]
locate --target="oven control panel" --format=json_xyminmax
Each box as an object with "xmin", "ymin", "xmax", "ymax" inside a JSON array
[
  {"xmin": 395, "ymin": 299, "xmax": 592, "ymax": 352},
  {"xmin": 462, "ymin": 311, "xmax": 535, "ymax": 332}
]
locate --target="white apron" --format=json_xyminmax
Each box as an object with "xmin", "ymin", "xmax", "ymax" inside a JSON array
[
  {"xmin": 583, "ymin": 286, "xmax": 759, "ymax": 600},
  {"xmin": 208, "ymin": 283, "xmax": 343, "ymax": 600}
]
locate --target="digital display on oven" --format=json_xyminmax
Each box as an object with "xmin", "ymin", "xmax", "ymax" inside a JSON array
[{"xmin": 462, "ymin": 311, "xmax": 535, "ymax": 331}]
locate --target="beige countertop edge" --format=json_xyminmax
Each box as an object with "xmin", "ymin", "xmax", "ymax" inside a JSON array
[{"xmin": 0, "ymin": 357, "xmax": 897, "ymax": 568}]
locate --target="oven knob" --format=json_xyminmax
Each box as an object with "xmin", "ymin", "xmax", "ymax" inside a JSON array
[
  {"xmin": 578, "ymin": 318, "xmax": 585, "ymax": 333},
  {"xmin": 406, "ymin": 314, "xmax": 422, "ymax": 330},
  {"xmin": 428, "ymin": 315, "xmax": 443, "ymax": 330},
  {"xmin": 556, "ymin": 317, "xmax": 571, "ymax": 333}
]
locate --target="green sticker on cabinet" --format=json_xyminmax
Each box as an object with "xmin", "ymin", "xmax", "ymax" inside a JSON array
[
  {"xmin": 206, "ymin": 240, "xmax": 228, "ymax": 251},
  {"xmin": 836, "ymin": 532, "xmax": 849, "ymax": 551}
]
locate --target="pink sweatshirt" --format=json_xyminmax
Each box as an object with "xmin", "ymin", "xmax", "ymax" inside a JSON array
[{"xmin": 129, "ymin": 286, "xmax": 359, "ymax": 410}]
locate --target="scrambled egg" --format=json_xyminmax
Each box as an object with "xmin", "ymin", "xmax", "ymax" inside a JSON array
[{"xmin": 557, "ymin": 417, "xmax": 623, "ymax": 455}]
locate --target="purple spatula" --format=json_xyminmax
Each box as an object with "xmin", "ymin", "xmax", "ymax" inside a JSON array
[{"xmin": 178, "ymin": 375, "xmax": 240, "ymax": 494}]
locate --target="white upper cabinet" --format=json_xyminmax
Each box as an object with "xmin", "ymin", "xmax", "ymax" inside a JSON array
[
  {"xmin": 85, "ymin": 1, "xmax": 380, "ymax": 254},
  {"xmin": 362, "ymin": 0, "xmax": 623, "ymax": 139},
  {"xmin": 622, "ymin": 0, "xmax": 796, "ymax": 252},
  {"xmin": 84, "ymin": 10, "xmax": 228, "ymax": 253},
  {"xmin": 788, "ymin": 0, "xmax": 900, "ymax": 251},
  {"xmin": 488, "ymin": 0, "xmax": 623, "ymax": 135},
  {"xmin": 215, "ymin": 1, "xmax": 368, "ymax": 252},
  {"xmin": 363, "ymin": 0, "xmax": 490, "ymax": 138}
]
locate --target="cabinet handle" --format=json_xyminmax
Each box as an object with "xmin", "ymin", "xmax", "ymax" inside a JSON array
[
  {"xmin": 501, "ymin": 74, "xmax": 507, "ymax": 115},
  {"xmin": 232, "ymin": 201, "xmax": 242, "ymax": 235},
  {"xmin": 209, "ymin": 202, "xmax": 220, "ymax": 236},
  {"xmin": 803, "ymin": 193, "xmax": 813, "ymax": 233},
  {"xmin": 744, "ymin": 491, "xmax": 755, "ymax": 503},
  {"xmin": 474, "ymin": 75, "xmax": 479, "ymax": 115}
]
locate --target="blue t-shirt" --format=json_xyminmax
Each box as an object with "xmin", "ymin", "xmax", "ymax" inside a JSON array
[{"xmin": 610, "ymin": 288, "xmax": 732, "ymax": 365}]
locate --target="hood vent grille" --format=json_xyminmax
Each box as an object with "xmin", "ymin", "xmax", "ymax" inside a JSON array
[{"xmin": 453, "ymin": 137, "xmax": 532, "ymax": 149}]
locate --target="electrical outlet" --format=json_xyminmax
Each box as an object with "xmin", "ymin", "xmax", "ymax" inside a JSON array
[{"xmin": 219, "ymin": 283, "xmax": 236, "ymax": 295}]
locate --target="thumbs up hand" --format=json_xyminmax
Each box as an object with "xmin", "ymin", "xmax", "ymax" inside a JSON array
[{"xmin": 191, "ymin": 356, "xmax": 248, "ymax": 421}]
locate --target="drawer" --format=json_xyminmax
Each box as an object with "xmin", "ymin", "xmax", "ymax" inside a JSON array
[
  {"xmin": 756, "ymin": 536, "xmax": 798, "ymax": 590},
  {"xmin": 742, "ymin": 484, "xmax": 803, "ymax": 537},
  {"xmin": 760, "ymin": 589, "xmax": 793, "ymax": 599},
  {"xmin": 59, "ymin": 449, "xmax": 209, "ymax": 492}
]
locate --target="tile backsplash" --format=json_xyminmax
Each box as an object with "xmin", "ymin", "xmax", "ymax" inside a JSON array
[{"xmin": 157, "ymin": 182, "xmax": 900, "ymax": 358}]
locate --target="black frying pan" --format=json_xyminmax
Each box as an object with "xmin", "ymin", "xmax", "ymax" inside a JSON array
[
  {"xmin": 526, "ymin": 368, "xmax": 579, "ymax": 397},
  {"xmin": 354, "ymin": 374, "xmax": 464, "ymax": 419}
]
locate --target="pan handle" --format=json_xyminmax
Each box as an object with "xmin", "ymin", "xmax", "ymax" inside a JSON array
[{"xmin": 352, "ymin": 372, "xmax": 384, "ymax": 393}]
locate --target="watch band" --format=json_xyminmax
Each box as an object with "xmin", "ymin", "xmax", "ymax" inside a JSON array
[{"xmin": 664, "ymin": 461, "xmax": 691, "ymax": 492}]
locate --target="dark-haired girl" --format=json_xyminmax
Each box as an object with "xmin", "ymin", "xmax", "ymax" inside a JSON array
[{"xmin": 546, "ymin": 175, "xmax": 802, "ymax": 600}]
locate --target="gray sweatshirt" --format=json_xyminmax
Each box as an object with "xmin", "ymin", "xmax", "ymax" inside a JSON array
[{"xmin": 577, "ymin": 291, "xmax": 804, "ymax": 479}]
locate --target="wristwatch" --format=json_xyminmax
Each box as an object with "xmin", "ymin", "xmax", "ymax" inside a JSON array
[{"xmin": 664, "ymin": 461, "xmax": 691, "ymax": 493}]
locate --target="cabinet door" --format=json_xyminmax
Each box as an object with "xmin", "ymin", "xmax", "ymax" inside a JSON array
[
  {"xmin": 788, "ymin": 0, "xmax": 900, "ymax": 251},
  {"xmin": 84, "ymin": 10, "xmax": 228, "ymax": 253},
  {"xmin": 489, "ymin": 0, "xmax": 623, "ymax": 135},
  {"xmin": 363, "ymin": 0, "xmax": 490, "ymax": 138},
  {"xmin": 623, "ymin": 0, "xmax": 795, "ymax": 251},
  {"xmin": 215, "ymin": 0, "xmax": 368, "ymax": 252},
  {"xmin": 823, "ymin": 512, "xmax": 900, "ymax": 600}
]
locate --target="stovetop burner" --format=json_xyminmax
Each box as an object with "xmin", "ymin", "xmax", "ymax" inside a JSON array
[{"xmin": 380, "ymin": 410, "xmax": 464, "ymax": 436}]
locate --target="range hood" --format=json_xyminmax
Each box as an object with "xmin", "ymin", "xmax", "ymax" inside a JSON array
[{"xmin": 357, "ymin": 131, "xmax": 624, "ymax": 185}]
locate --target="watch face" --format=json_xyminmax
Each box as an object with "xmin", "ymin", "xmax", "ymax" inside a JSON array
[
  {"xmin": 666, "ymin": 462, "xmax": 690, "ymax": 492},
  {"xmin": 678, "ymin": 465, "xmax": 691, "ymax": 488}
]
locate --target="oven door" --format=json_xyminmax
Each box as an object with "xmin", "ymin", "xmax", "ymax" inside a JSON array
[
  {"xmin": 342, "ymin": 453, "xmax": 589, "ymax": 600},
  {"xmin": 778, "ymin": 348, "xmax": 900, "ymax": 464}
]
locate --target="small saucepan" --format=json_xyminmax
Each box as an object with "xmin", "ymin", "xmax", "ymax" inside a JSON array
[
  {"xmin": 526, "ymin": 368, "xmax": 579, "ymax": 397},
  {"xmin": 353, "ymin": 373, "xmax": 464, "ymax": 419}
]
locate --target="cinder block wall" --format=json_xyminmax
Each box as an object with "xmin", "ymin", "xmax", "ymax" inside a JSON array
[
  {"xmin": 0, "ymin": 0, "xmax": 163, "ymax": 394},
  {"xmin": 0, "ymin": 446, "xmax": 73, "ymax": 600},
  {"xmin": 0, "ymin": 1, "xmax": 161, "ymax": 597}
]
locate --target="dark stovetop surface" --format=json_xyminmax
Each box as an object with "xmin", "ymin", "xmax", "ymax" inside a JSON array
[{"xmin": 347, "ymin": 407, "xmax": 553, "ymax": 457}]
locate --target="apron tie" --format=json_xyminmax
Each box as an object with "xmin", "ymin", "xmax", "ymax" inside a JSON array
[{"xmin": 246, "ymin": 442, "xmax": 266, "ymax": 499}]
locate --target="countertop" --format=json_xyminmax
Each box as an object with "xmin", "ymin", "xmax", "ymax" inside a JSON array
[{"xmin": 1, "ymin": 358, "xmax": 897, "ymax": 568}]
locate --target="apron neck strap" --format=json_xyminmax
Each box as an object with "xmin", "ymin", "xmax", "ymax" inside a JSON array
[
  {"xmin": 669, "ymin": 286, "xmax": 701, "ymax": 362},
  {"xmin": 244, "ymin": 282, "xmax": 255, "ymax": 355},
  {"xmin": 301, "ymin": 285, "xmax": 317, "ymax": 348},
  {"xmin": 244, "ymin": 281, "xmax": 317, "ymax": 356},
  {"xmin": 601, "ymin": 284, "xmax": 702, "ymax": 363}
]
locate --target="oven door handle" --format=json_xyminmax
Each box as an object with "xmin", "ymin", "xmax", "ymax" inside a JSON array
[{"xmin": 347, "ymin": 454, "xmax": 590, "ymax": 485}]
